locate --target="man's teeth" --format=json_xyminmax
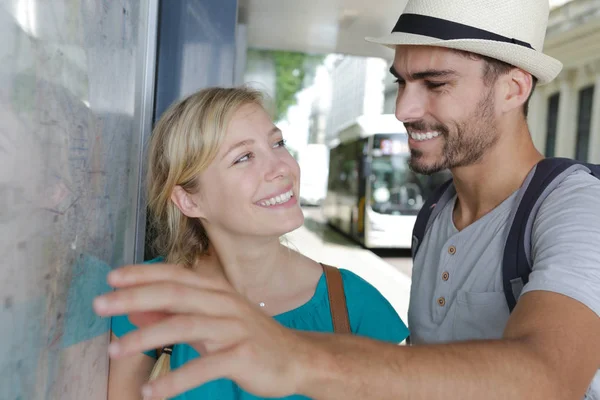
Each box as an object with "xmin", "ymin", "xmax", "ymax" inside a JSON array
[
  {"xmin": 259, "ymin": 189, "xmax": 294, "ymax": 206},
  {"xmin": 410, "ymin": 131, "xmax": 441, "ymax": 141}
]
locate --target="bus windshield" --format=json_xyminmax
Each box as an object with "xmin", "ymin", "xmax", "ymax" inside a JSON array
[{"xmin": 370, "ymin": 155, "xmax": 451, "ymax": 215}]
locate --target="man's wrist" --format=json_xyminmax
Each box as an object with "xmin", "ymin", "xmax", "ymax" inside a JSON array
[{"xmin": 291, "ymin": 331, "xmax": 341, "ymax": 397}]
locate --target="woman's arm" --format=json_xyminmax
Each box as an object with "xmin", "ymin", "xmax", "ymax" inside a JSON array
[{"xmin": 107, "ymin": 333, "xmax": 155, "ymax": 400}]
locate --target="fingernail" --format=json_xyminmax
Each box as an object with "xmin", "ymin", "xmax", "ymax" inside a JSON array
[
  {"xmin": 108, "ymin": 270, "xmax": 122, "ymax": 284},
  {"xmin": 108, "ymin": 342, "xmax": 120, "ymax": 356},
  {"xmin": 141, "ymin": 385, "xmax": 152, "ymax": 397},
  {"xmin": 94, "ymin": 297, "xmax": 108, "ymax": 312}
]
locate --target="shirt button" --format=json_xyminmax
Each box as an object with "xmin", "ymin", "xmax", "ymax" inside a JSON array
[
  {"xmin": 442, "ymin": 271, "xmax": 450, "ymax": 281},
  {"xmin": 437, "ymin": 297, "xmax": 446, "ymax": 307},
  {"xmin": 448, "ymin": 245, "xmax": 456, "ymax": 255}
]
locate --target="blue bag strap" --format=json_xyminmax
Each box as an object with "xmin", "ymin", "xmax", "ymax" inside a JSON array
[
  {"xmin": 502, "ymin": 157, "xmax": 600, "ymax": 312},
  {"xmin": 411, "ymin": 178, "xmax": 454, "ymax": 259}
]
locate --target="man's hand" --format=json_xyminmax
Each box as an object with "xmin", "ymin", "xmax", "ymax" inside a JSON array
[
  {"xmin": 95, "ymin": 263, "xmax": 600, "ymax": 400},
  {"xmin": 94, "ymin": 263, "xmax": 316, "ymax": 399}
]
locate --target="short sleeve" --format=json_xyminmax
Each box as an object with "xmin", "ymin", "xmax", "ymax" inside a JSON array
[
  {"xmin": 110, "ymin": 256, "xmax": 166, "ymax": 358},
  {"xmin": 523, "ymin": 170, "xmax": 600, "ymax": 317},
  {"xmin": 340, "ymin": 269, "xmax": 410, "ymax": 344}
]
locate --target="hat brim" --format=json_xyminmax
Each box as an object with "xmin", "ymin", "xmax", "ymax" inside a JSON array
[{"xmin": 365, "ymin": 32, "xmax": 563, "ymax": 85}]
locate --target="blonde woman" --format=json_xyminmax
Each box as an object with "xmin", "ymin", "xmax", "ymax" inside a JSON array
[{"xmin": 107, "ymin": 87, "xmax": 409, "ymax": 399}]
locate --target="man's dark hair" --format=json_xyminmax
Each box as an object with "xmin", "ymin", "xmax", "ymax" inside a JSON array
[{"xmin": 453, "ymin": 50, "xmax": 538, "ymax": 117}]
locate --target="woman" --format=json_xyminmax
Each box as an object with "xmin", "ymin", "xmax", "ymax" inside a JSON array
[{"xmin": 108, "ymin": 87, "xmax": 409, "ymax": 399}]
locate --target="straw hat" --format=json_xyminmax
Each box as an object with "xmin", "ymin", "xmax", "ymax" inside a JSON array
[{"xmin": 366, "ymin": 0, "xmax": 563, "ymax": 85}]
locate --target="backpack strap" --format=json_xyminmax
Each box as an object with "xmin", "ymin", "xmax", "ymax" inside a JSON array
[
  {"xmin": 502, "ymin": 157, "xmax": 600, "ymax": 312},
  {"xmin": 411, "ymin": 178, "xmax": 455, "ymax": 259},
  {"xmin": 322, "ymin": 264, "xmax": 351, "ymax": 334}
]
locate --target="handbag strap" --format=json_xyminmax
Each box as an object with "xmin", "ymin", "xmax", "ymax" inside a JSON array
[{"xmin": 321, "ymin": 263, "xmax": 351, "ymax": 334}]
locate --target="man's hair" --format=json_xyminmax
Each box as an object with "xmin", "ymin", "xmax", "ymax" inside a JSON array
[{"xmin": 453, "ymin": 50, "xmax": 538, "ymax": 117}]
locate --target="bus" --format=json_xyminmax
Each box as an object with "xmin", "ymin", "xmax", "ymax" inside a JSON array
[{"xmin": 323, "ymin": 115, "xmax": 451, "ymax": 249}]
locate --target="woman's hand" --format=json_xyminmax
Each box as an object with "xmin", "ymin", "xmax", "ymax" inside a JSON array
[{"xmin": 94, "ymin": 263, "xmax": 316, "ymax": 399}]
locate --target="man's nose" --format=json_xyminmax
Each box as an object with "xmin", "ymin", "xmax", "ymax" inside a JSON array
[{"xmin": 395, "ymin": 85, "xmax": 427, "ymax": 123}]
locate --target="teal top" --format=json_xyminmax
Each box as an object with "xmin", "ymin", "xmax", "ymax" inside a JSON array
[{"xmin": 111, "ymin": 257, "xmax": 409, "ymax": 399}]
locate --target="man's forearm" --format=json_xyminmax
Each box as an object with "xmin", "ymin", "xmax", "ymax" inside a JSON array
[{"xmin": 295, "ymin": 333, "xmax": 560, "ymax": 400}]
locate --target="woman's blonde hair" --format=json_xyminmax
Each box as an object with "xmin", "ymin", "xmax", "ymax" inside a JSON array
[
  {"xmin": 147, "ymin": 86, "xmax": 264, "ymax": 267},
  {"xmin": 144, "ymin": 87, "xmax": 264, "ymax": 393}
]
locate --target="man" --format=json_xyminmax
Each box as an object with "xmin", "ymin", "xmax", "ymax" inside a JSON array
[{"xmin": 94, "ymin": 0, "xmax": 600, "ymax": 398}]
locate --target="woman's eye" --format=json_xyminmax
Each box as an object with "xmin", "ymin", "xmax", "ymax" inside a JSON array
[
  {"xmin": 274, "ymin": 139, "xmax": 287, "ymax": 148},
  {"xmin": 234, "ymin": 153, "xmax": 253, "ymax": 164}
]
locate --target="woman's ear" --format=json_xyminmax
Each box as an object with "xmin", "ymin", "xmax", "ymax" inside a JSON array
[{"xmin": 171, "ymin": 186, "xmax": 205, "ymax": 219}]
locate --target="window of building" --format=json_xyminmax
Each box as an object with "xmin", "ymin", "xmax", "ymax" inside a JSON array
[
  {"xmin": 575, "ymin": 85, "xmax": 595, "ymax": 162},
  {"xmin": 545, "ymin": 93, "xmax": 560, "ymax": 157}
]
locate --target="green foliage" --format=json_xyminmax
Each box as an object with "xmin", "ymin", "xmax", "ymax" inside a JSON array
[{"xmin": 248, "ymin": 49, "xmax": 324, "ymax": 121}]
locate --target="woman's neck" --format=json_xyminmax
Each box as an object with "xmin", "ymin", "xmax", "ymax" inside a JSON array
[
  {"xmin": 195, "ymin": 233, "xmax": 322, "ymax": 314},
  {"xmin": 197, "ymin": 236, "xmax": 293, "ymax": 300}
]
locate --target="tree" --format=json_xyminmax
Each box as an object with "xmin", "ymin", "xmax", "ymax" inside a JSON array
[{"xmin": 247, "ymin": 49, "xmax": 324, "ymax": 121}]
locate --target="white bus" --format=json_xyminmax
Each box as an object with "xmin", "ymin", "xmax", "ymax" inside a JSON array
[{"xmin": 323, "ymin": 115, "xmax": 450, "ymax": 249}]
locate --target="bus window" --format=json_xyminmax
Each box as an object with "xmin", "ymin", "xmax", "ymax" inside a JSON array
[{"xmin": 369, "ymin": 154, "xmax": 450, "ymax": 215}]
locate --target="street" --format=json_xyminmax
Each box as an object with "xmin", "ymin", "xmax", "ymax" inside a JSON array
[{"xmin": 300, "ymin": 207, "xmax": 413, "ymax": 278}]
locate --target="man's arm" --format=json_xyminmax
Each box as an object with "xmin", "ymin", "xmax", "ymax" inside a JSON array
[
  {"xmin": 297, "ymin": 290, "xmax": 600, "ymax": 400},
  {"xmin": 94, "ymin": 263, "xmax": 599, "ymax": 400},
  {"xmin": 296, "ymin": 170, "xmax": 600, "ymax": 399}
]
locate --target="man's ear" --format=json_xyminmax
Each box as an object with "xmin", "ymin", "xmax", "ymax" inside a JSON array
[
  {"xmin": 499, "ymin": 68, "xmax": 533, "ymax": 114},
  {"xmin": 171, "ymin": 186, "xmax": 205, "ymax": 219}
]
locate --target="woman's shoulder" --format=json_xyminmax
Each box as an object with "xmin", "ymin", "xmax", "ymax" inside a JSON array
[
  {"xmin": 337, "ymin": 268, "xmax": 381, "ymax": 295},
  {"xmin": 319, "ymin": 265, "xmax": 388, "ymax": 302},
  {"xmin": 336, "ymin": 267, "xmax": 410, "ymax": 343},
  {"xmin": 336, "ymin": 267, "xmax": 397, "ymax": 312},
  {"xmin": 144, "ymin": 256, "xmax": 166, "ymax": 264}
]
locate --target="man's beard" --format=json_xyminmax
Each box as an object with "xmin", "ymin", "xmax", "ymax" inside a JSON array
[{"xmin": 406, "ymin": 88, "xmax": 499, "ymax": 175}]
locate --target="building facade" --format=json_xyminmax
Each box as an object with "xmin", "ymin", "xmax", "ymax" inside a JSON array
[
  {"xmin": 325, "ymin": 55, "xmax": 388, "ymax": 145},
  {"xmin": 528, "ymin": 0, "xmax": 600, "ymax": 163}
]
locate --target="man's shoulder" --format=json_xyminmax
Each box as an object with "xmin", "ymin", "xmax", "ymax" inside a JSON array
[
  {"xmin": 525, "ymin": 168, "xmax": 600, "ymax": 317},
  {"xmin": 554, "ymin": 167, "xmax": 600, "ymax": 188},
  {"xmin": 537, "ymin": 168, "xmax": 600, "ymax": 213}
]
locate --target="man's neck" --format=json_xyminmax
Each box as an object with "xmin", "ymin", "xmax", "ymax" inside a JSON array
[{"xmin": 450, "ymin": 126, "xmax": 543, "ymax": 231}]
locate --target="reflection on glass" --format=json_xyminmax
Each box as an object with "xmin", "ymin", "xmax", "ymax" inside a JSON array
[{"xmin": 370, "ymin": 155, "xmax": 451, "ymax": 215}]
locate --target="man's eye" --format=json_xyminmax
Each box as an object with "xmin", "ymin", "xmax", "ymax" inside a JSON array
[
  {"xmin": 274, "ymin": 139, "xmax": 287, "ymax": 148},
  {"xmin": 426, "ymin": 81, "xmax": 446, "ymax": 89},
  {"xmin": 394, "ymin": 79, "xmax": 405, "ymax": 86}
]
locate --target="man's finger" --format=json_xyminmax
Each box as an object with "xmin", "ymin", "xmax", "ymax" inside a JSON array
[
  {"xmin": 142, "ymin": 348, "xmax": 240, "ymax": 399},
  {"xmin": 128, "ymin": 311, "xmax": 171, "ymax": 328},
  {"xmin": 110, "ymin": 314, "xmax": 244, "ymax": 358},
  {"xmin": 94, "ymin": 282, "xmax": 240, "ymax": 317},
  {"xmin": 107, "ymin": 263, "xmax": 231, "ymax": 291}
]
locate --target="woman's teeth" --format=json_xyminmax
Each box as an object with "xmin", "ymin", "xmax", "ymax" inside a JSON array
[
  {"xmin": 410, "ymin": 131, "xmax": 441, "ymax": 141},
  {"xmin": 259, "ymin": 189, "xmax": 294, "ymax": 206}
]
